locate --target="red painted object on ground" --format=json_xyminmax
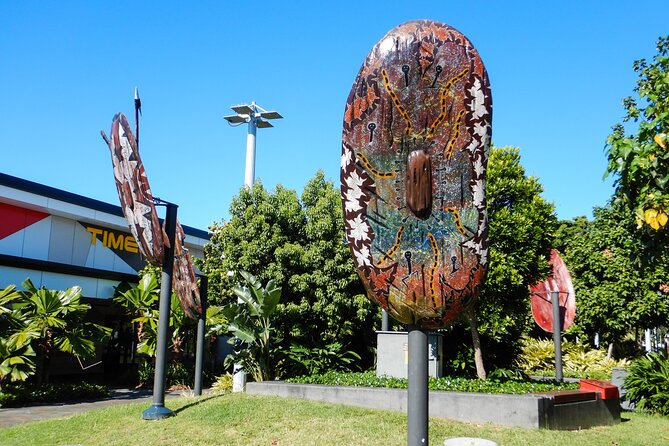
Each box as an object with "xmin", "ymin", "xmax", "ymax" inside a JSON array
[{"xmin": 579, "ymin": 379, "xmax": 619, "ymax": 400}]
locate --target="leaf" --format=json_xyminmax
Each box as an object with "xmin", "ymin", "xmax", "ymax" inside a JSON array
[{"xmin": 228, "ymin": 322, "xmax": 257, "ymax": 344}]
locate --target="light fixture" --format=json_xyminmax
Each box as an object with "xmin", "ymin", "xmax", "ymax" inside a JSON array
[{"xmin": 223, "ymin": 101, "xmax": 283, "ymax": 188}]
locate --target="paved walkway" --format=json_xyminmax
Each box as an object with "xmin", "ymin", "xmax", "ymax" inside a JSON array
[{"xmin": 0, "ymin": 389, "xmax": 192, "ymax": 428}]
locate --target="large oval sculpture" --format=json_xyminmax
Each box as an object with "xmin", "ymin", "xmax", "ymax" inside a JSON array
[{"xmin": 341, "ymin": 20, "xmax": 492, "ymax": 329}]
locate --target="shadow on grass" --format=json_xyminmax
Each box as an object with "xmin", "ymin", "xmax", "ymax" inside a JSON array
[
  {"xmin": 173, "ymin": 394, "xmax": 225, "ymax": 415},
  {"xmin": 620, "ymin": 409, "xmax": 635, "ymax": 423}
]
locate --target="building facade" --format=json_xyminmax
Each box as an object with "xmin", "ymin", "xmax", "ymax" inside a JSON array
[{"xmin": 0, "ymin": 172, "xmax": 210, "ymax": 378}]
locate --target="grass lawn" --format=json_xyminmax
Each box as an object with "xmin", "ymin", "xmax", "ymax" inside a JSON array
[{"xmin": 1, "ymin": 393, "xmax": 668, "ymax": 446}]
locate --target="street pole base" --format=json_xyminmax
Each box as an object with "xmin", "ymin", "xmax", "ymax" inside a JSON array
[
  {"xmin": 232, "ymin": 370, "xmax": 247, "ymax": 392},
  {"xmin": 142, "ymin": 404, "xmax": 175, "ymax": 420}
]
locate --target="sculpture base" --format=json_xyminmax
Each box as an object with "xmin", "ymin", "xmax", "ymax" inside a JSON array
[{"xmin": 142, "ymin": 404, "xmax": 174, "ymax": 420}]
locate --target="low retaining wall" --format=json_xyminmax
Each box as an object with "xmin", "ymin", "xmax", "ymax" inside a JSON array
[{"xmin": 246, "ymin": 381, "xmax": 620, "ymax": 430}]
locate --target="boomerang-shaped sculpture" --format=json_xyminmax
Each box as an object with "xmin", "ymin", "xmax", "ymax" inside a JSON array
[{"xmin": 102, "ymin": 112, "xmax": 201, "ymax": 318}]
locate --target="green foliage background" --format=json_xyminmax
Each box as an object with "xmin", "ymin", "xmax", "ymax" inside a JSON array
[
  {"xmin": 442, "ymin": 146, "xmax": 556, "ymax": 372},
  {"xmin": 605, "ymin": 35, "xmax": 669, "ymax": 229},
  {"xmin": 201, "ymin": 171, "xmax": 376, "ymax": 368},
  {"xmin": 555, "ymin": 200, "xmax": 669, "ymax": 350},
  {"xmin": 203, "ymin": 147, "xmax": 557, "ymax": 375}
]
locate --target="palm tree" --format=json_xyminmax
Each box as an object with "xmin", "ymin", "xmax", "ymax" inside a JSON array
[
  {"xmin": 0, "ymin": 285, "xmax": 36, "ymax": 388},
  {"xmin": 15, "ymin": 279, "xmax": 110, "ymax": 384}
]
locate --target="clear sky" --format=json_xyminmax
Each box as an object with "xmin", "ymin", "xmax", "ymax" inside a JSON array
[{"xmin": 1, "ymin": 1, "xmax": 666, "ymax": 231}]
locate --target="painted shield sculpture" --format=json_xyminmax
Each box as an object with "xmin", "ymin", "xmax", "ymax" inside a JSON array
[
  {"xmin": 341, "ymin": 20, "xmax": 492, "ymax": 329},
  {"xmin": 529, "ymin": 249, "xmax": 576, "ymax": 333},
  {"xmin": 103, "ymin": 112, "xmax": 166, "ymax": 265},
  {"xmin": 103, "ymin": 112, "xmax": 200, "ymax": 318},
  {"xmin": 173, "ymin": 222, "xmax": 202, "ymax": 318}
]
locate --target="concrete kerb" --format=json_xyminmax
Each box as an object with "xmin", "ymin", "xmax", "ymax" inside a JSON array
[{"xmin": 246, "ymin": 381, "xmax": 620, "ymax": 430}]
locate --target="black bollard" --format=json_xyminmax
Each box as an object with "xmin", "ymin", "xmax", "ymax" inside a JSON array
[{"xmin": 194, "ymin": 276, "xmax": 208, "ymax": 396}]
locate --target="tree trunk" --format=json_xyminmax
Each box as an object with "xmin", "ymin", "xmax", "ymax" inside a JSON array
[
  {"xmin": 465, "ymin": 306, "xmax": 487, "ymax": 380},
  {"xmin": 607, "ymin": 342, "xmax": 614, "ymax": 359}
]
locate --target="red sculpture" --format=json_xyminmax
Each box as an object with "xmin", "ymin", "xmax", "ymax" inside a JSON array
[{"xmin": 529, "ymin": 249, "xmax": 576, "ymax": 332}]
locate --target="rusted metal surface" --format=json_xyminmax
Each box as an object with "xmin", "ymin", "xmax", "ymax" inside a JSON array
[
  {"xmin": 102, "ymin": 112, "xmax": 200, "ymax": 318},
  {"xmin": 530, "ymin": 249, "xmax": 576, "ymax": 332},
  {"xmin": 102, "ymin": 113, "xmax": 166, "ymax": 265},
  {"xmin": 173, "ymin": 221, "xmax": 201, "ymax": 318},
  {"xmin": 341, "ymin": 20, "xmax": 492, "ymax": 329}
]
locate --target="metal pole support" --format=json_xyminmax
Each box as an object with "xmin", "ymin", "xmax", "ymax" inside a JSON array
[
  {"xmin": 551, "ymin": 290, "xmax": 563, "ymax": 382},
  {"xmin": 142, "ymin": 202, "xmax": 178, "ymax": 420},
  {"xmin": 194, "ymin": 276, "xmax": 208, "ymax": 396},
  {"xmin": 381, "ymin": 309, "xmax": 389, "ymax": 331},
  {"xmin": 244, "ymin": 113, "xmax": 257, "ymax": 188},
  {"xmin": 408, "ymin": 325, "xmax": 428, "ymax": 446}
]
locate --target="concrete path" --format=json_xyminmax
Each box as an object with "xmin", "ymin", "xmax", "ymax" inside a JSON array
[{"xmin": 0, "ymin": 389, "xmax": 190, "ymax": 429}]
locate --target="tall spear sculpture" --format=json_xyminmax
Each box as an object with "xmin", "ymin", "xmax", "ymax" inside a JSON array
[
  {"xmin": 134, "ymin": 87, "xmax": 141, "ymax": 148},
  {"xmin": 101, "ymin": 89, "xmax": 201, "ymax": 420}
]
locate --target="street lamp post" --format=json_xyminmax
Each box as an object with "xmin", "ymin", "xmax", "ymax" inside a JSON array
[
  {"xmin": 224, "ymin": 101, "xmax": 283, "ymax": 188},
  {"xmin": 223, "ymin": 102, "xmax": 282, "ymax": 391}
]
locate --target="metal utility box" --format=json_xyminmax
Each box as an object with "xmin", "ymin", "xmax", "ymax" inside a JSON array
[{"xmin": 376, "ymin": 331, "xmax": 443, "ymax": 378}]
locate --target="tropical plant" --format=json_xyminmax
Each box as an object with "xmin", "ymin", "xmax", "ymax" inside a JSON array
[
  {"xmin": 0, "ymin": 336, "xmax": 36, "ymax": 387},
  {"xmin": 114, "ymin": 273, "xmax": 160, "ymax": 356},
  {"xmin": 0, "ymin": 285, "xmax": 36, "ymax": 387},
  {"xmin": 13, "ymin": 279, "xmax": 110, "ymax": 384},
  {"xmin": 223, "ymin": 271, "xmax": 281, "ymax": 381},
  {"xmin": 114, "ymin": 273, "xmax": 227, "ymax": 359},
  {"xmin": 624, "ymin": 352, "xmax": 669, "ymax": 415},
  {"xmin": 278, "ymin": 342, "xmax": 362, "ymax": 377}
]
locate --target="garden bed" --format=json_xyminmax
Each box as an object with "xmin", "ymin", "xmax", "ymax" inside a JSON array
[{"xmin": 246, "ymin": 381, "xmax": 620, "ymax": 430}]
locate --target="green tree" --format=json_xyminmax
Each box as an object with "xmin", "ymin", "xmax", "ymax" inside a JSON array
[
  {"xmin": 202, "ymin": 171, "xmax": 374, "ymax": 370},
  {"xmin": 277, "ymin": 172, "xmax": 375, "ymax": 354},
  {"xmin": 605, "ymin": 35, "xmax": 669, "ymax": 232},
  {"xmin": 555, "ymin": 200, "xmax": 669, "ymax": 351},
  {"xmin": 463, "ymin": 146, "xmax": 557, "ymax": 378}
]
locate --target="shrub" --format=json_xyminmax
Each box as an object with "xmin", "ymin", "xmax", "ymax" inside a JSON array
[
  {"xmin": 564, "ymin": 348, "xmax": 630, "ymax": 375},
  {"xmin": 277, "ymin": 342, "xmax": 361, "ymax": 377},
  {"xmin": 516, "ymin": 337, "xmax": 629, "ymax": 378},
  {"xmin": 516, "ymin": 338, "xmax": 555, "ymax": 372},
  {"xmin": 287, "ymin": 371, "xmax": 579, "ymax": 394},
  {"xmin": 211, "ymin": 373, "xmax": 233, "ymax": 394},
  {"xmin": 0, "ymin": 382, "xmax": 110, "ymax": 408},
  {"xmin": 624, "ymin": 352, "xmax": 669, "ymax": 416},
  {"xmin": 136, "ymin": 361, "xmax": 193, "ymax": 388}
]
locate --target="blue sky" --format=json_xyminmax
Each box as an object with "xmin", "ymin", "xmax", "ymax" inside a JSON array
[{"xmin": 1, "ymin": 1, "xmax": 666, "ymax": 231}]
